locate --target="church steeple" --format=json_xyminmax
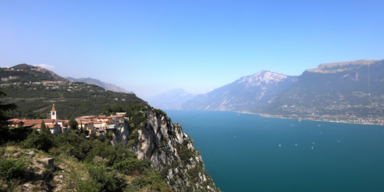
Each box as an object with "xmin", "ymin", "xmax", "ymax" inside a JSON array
[{"xmin": 51, "ymin": 104, "xmax": 57, "ymax": 120}]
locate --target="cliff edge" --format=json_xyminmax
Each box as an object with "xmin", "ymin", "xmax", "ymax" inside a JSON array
[{"xmin": 112, "ymin": 106, "xmax": 220, "ymax": 192}]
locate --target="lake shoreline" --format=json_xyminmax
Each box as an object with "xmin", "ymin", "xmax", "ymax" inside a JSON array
[{"xmin": 236, "ymin": 111, "xmax": 384, "ymax": 126}]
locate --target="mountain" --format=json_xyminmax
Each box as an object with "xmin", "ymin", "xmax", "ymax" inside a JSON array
[
  {"xmin": 147, "ymin": 88, "xmax": 196, "ymax": 109},
  {"xmin": 254, "ymin": 59, "xmax": 384, "ymax": 124},
  {"xmin": 66, "ymin": 77, "xmax": 129, "ymax": 93},
  {"xmin": 179, "ymin": 70, "xmax": 298, "ymax": 111},
  {"xmin": 1, "ymin": 63, "xmax": 66, "ymax": 83},
  {"xmin": 0, "ymin": 64, "xmax": 146, "ymax": 119}
]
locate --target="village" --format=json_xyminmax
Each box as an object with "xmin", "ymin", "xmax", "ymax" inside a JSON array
[{"xmin": 7, "ymin": 104, "xmax": 126, "ymax": 136}]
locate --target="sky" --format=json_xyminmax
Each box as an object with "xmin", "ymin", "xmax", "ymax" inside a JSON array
[{"xmin": 1, "ymin": 0, "xmax": 384, "ymax": 99}]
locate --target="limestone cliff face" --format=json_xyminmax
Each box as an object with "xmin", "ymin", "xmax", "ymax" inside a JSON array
[{"xmin": 112, "ymin": 108, "xmax": 220, "ymax": 192}]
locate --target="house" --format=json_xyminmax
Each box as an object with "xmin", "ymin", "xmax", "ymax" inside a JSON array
[{"xmin": 7, "ymin": 104, "xmax": 70, "ymax": 135}]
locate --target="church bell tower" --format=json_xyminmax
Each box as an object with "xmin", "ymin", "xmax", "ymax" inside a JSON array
[{"xmin": 51, "ymin": 104, "xmax": 57, "ymax": 120}]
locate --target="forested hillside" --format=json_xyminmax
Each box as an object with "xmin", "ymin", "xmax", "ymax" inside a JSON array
[{"xmin": 0, "ymin": 64, "xmax": 146, "ymax": 119}]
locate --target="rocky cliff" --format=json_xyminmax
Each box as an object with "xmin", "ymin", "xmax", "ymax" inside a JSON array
[{"xmin": 112, "ymin": 107, "xmax": 220, "ymax": 192}]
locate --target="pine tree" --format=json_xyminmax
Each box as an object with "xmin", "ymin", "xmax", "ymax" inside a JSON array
[{"xmin": 0, "ymin": 91, "xmax": 31, "ymax": 144}]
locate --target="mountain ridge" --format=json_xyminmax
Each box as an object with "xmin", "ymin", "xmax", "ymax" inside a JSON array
[
  {"xmin": 251, "ymin": 59, "xmax": 384, "ymax": 125},
  {"xmin": 147, "ymin": 88, "xmax": 196, "ymax": 109},
  {"xmin": 66, "ymin": 77, "xmax": 129, "ymax": 93},
  {"xmin": 179, "ymin": 70, "xmax": 298, "ymax": 111}
]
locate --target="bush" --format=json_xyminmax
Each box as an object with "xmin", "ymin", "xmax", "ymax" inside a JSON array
[
  {"xmin": 0, "ymin": 159, "xmax": 27, "ymax": 181},
  {"xmin": 131, "ymin": 168, "xmax": 171, "ymax": 191},
  {"xmin": 88, "ymin": 166, "xmax": 125, "ymax": 192},
  {"xmin": 23, "ymin": 128, "xmax": 55, "ymax": 152},
  {"xmin": 112, "ymin": 158, "xmax": 144, "ymax": 175},
  {"xmin": 176, "ymin": 141, "xmax": 193, "ymax": 165}
]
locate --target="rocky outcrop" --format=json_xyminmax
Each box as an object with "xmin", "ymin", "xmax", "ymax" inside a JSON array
[{"xmin": 112, "ymin": 108, "xmax": 220, "ymax": 192}]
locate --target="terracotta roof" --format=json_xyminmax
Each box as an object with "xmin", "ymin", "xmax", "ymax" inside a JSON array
[
  {"xmin": 8, "ymin": 119, "xmax": 23, "ymax": 124},
  {"xmin": 52, "ymin": 104, "xmax": 56, "ymax": 111},
  {"xmin": 97, "ymin": 116, "xmax": 106, "ymax": 119},
  {"xmin": 32, "ymin": 124, "xmax": 55, "ymax": 129},
  {"xmin": 20, "ymin": 119, "xmax": 56, "ymax": 127}
]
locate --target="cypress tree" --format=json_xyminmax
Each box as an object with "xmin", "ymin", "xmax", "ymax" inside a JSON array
[{"xmin": 40, "ymin": 120, "xmax": 46, "ymax": 133}]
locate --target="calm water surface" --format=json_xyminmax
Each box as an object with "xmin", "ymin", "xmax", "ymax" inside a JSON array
[{"xmin": 164, "ymin": 110, "xmax": 384, "ymax": 192}]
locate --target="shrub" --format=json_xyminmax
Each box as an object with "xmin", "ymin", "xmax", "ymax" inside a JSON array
[
  {"xmin": 131, "ymin": 168, "xmax": 171, "ymax": 191},
  {"xmin": 112, "ymin": 158, "xmax": 144, "ymax": 175},
  {"xmin": 49, "ymin": 147, "xmax": 62, "ymax": 156},
  {"xmin": 88, "ymin": 166, "xmax": 125, "ymax": 192},
  {"xmin": 176, "ymin": 141, "xmax": 193, "ymax": 165},
  {"xmin": 0, "ymin": 159, "xmax": 27, "ymax": 181}
]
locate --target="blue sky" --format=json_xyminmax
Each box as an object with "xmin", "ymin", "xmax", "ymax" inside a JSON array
[{"xmin": 1, "ymin": 0, "xmax": 384, "ymax": 99}]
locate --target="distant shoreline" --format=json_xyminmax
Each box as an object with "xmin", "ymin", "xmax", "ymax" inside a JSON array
[{"xmin": 235, "ymin": 111, "xmax": 384, "ymax": 126}]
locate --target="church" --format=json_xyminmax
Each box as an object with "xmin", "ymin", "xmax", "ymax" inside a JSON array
[{"xmin": 8, "ymin": 104, "xmax": 71, "ymax": 135}]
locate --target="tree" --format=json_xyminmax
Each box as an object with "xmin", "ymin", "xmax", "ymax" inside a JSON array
[
  {"xmin": 23, "ymin": 120, "xmax": 54, "ymax": 152},
  {"xmin": 69, "ymin": 119, "xmax": 78, "ymax": 130},
  {"xmin": 0, "ymin": 91, "xmax": 32, "ymax": 144},
  {"xmin": 0, "ymin": 91, "xmax": 17, "ymax": 144},
  {"xmin": 40, "ymin": 120, "xmax": 47, "ymax": 133}
]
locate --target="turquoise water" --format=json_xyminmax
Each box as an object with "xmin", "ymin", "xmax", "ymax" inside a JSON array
[{"xmin": 164, "ymin": 110, "xmax": 384, "ymax": 192}]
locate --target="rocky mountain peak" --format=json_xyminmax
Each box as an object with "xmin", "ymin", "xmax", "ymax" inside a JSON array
[
  {"xmin": 307, "ymin": 59, "xmax": 383, "ymax": 73},
  {"xmin": 237, "ymin": 70, "xmax": 290, "ymax": 87}
]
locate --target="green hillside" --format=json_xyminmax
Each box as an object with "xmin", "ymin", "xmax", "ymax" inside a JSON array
[{"xmin": 0, "ymin": 64, "xmax": 146, "ymax": 119}]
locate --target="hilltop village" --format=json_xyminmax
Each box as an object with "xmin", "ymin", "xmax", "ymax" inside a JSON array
[{"xmin": 8, "ymin": 104, "xmax": 126, "ymax": 136}]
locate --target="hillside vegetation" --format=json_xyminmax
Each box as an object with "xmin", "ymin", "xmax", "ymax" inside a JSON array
[
  {"xmin": 0, "ymin": 91, "xmax": 169, "ymax": 192},
  {"xmin": 0, "ymin": 64, "xmax": 146, "ymax": 119}
]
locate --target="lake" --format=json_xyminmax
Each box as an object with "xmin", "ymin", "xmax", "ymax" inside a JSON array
[{"xmin": 164, "ymin": 110, "xmax": 384, "ymax": 192}]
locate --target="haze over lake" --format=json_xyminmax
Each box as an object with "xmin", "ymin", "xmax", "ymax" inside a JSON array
[{"xmin": 164, "ymin": 110, "xmax": 384, "ymax": 192}]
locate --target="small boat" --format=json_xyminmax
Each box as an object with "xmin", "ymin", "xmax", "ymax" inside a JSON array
[
  {"xmin": 320, "ymin": 132, "xmax": 322, "ymax": 134},
  {"xmin": 312, "ymin": 142, "xmax": 314, "ymax": 144},
  {"xmin": 295, "ymin": 143, "xmax": 297, "ymax": 146},
  {"xmin": 311, "ymin": 146, "xmax": 314, "ymax": 149},
  {"xmin": 337, "ymin": 140, "xmax": 341, "ymax": 142},
  {"xmin": 279, "ymin": 144, "xmax": 281, "ymax": 147}
]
